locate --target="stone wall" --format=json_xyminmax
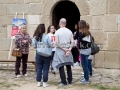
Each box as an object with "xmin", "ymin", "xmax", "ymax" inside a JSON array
[
  {"xmin": 82, "ymin": 0, "xmax": 120, "ymax": 69},
  {"xmin": 0, "ymin": 0, "xmax": 120, "ymax": 69},
  {"xmin": 0, "ymin": 0, "xmax": 43, "ymax": 61}
]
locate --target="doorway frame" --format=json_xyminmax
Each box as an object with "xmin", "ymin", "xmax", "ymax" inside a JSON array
[{"xmin": 40, "ymin": 0, "xmax": 90, "ymax": 28}]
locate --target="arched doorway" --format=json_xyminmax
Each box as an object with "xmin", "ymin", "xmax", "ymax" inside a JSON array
[{"xmin": 52, "ymin": 1, "xmax": 80, "ymax": 33}]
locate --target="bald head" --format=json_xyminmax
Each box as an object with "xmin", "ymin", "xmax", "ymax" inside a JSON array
[{"xmin": 59, "ymin": 18, "xmax": 66, "ymax": 27}]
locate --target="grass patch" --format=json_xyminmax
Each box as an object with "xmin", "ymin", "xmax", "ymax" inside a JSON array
[
  {"xmin": 0, "ymin": 81, "xmax": 20, "ymax": 89},
  {"xmin": 89, "ymin": 84, "xmax": 109, "ymax": 90},
  {"xmin": 109, "ymin": 87, "xmax": 120, "ymax": 90},
  {"xmin": 48, "ymin": 81, "xmax": 58, "ymax": 86},
  {"xmin": 0, "ymin": 82, "xmax": 6, "ymax": 86}
]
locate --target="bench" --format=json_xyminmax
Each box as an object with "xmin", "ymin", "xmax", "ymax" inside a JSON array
[{"xmin": 0, "ymin": 60, "xmax": 36, "ymax": 71}]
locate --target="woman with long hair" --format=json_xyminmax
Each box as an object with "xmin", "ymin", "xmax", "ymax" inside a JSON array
[
  {"xmin": 47, "ymin": 25, "xmax": 56, "ymax": 74},
  {"xmin": 78, "ymin": 20, "xmax": 91, "ymax": 84},
  {"xmin": 32, "ymin": 24, "xmax": 51, "ymax": 87}
]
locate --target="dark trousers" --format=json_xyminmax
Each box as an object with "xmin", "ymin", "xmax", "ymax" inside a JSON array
[
  {"xmin": 59, "ymin": 65, "xmax": 72, "ymax": 85},
  {"xmin": 81, "ymin": 54, "xmax": 89, "ymax": 81},
  {"xmin": 71, "ymin": 47, "xmax": 79, "ymax": 63},
  {"xmin": 88, "ymin": 60, "xmax": 92, "ymax": 76},
  {"xmin": 36, "ymin": 52, "xmax": 51, "ymax": 82},
  {"xmin": 15, "ymin": 54, "xmax": 28, "ymax": 75}
]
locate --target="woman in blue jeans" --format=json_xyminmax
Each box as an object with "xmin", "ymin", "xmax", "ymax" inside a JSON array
[
  {"xmin": 77, "ymin": 20, "xmax": 92, "ymax": 84},
  {"xmin": 32, "ymin": 24, "xmax": 51, "ymax": 87}
]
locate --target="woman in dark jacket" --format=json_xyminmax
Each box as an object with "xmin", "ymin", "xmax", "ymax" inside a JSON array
[{"xmin": 77, "ymin": 20, "xmax": 91, "ymax": 84}]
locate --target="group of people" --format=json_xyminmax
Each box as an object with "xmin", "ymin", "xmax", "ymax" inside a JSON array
[{"xmin": 14, "ymin": 18, "xmax": 94, "ymax": 88}]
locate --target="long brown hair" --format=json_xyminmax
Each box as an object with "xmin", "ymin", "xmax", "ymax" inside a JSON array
[
  {"xmin": 33, "ymin": 24, "xmax": 45, "ymax": 41},
  {"xmin": 47, "ymin": 25, "xmax": 53, "ymax": 34},
  {"xmin": 78, "ymin": 20, "xmax": 90, "ymax": 36}
]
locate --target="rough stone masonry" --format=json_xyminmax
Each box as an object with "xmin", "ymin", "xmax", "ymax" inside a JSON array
[{"xmin": 0, "ymin": 0, "xmax": 120, "ymax": 69}]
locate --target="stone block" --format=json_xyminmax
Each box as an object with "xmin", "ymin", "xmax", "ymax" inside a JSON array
[
  {"xmin": 92, "ymin": 16, "xmax": 102, "ymax": 30},
  {"xmin": 80, "ymin": 16, "xmax": 93, "ymax": 29},
  {"xmin": 0, "ymin": 4, "xmax": 6, "ymax": 15},
  {"xmin": 108, "ymin": 32, "xmax": 120, "ymax": 51},
  {"xmin": 0, "ymin": 38, "xmax": 11, "ymax": 51},
  {"xmin": 75, "ymin": 0, "xmax": 90, "ymax": 15},
  {"xmin": 101, "ymin": 78, "xmax": 113, "ymax": 83},
  {"xmin": 94, "ymin": 51, "xmax": 105, "ymax": 68},
  {"xmin": 34, "ymin": 0, "xmax": 43, "ymax": 3},
  {"xmin": 27, "ymin": 25, "xmax": 37, "ymax": 38},
  {"xmin": 4, "ymin": 0, "xmax": 16, "ymax": 4},
  {"xmin": 30, "ymin": 4, "xmax": 42, "ymax": 14},
  {"xmin": 107, "ymin": 0, "xmax": 120, "ymax": 14},
  {"xmin": 42, "ymin": 0, "xmax": 56, "ymax": 16},
  {"xmin": 7, "ymin": 25, "xmax": 12, "ymax": 38},
  {"xmin": 118, "ymin": 15, "xmax": 120, "ymax": 32},
  {"xmin": 26, "ymin": 15, "xmax": 40, "ymax": 25},
  {"xmin": 0, "ymin": 16, "xmax": 14, "ymax": 27},
  {"xmin": 89, "ymin": 0, "xmax": 107, "ymax": 15},
  {"xmin": 40, "ymin": 16, "xmax": 50, "ymax": 30},
  {"xmin": 0, "ymin": 51, "xmax": 8, "ymax": 60},
  {"xmin": 103, "ymin": 15, "xmax": 118, "ymax": 32},
  {"xmin": 28, "ymin": 51, "xmax": 36, "ymax": 61},
  {"xmin": 105, "ymin": 51, "xmax": 119, "ymax": 69},
  {"xmin": 90, "ymin": 30, "xmax": 107, "ymax": 50},
  {"xmin": 9, "ymin": 55, "xmax": 16, "ymax": 61},
  {"xmin": 16, "ymin": 0, "xmax": 24, "ymax": 4},
  {"xmin": 7, "ymin": 4, "xmax": 29, "ymax": 15},
  {"xmin": 24, "ymin": 0, "xmax": 34, "ymax": 3},
  {"xmin": 0, "ymin": 27, "xmax": 7, "ymax": 38},
  {"xmin": 0, "ymin": 0, "xmax": 4, "ymax": 3}
]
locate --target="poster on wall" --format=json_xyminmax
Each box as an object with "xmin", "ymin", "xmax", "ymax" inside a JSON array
[{"xmin": 11, "ymin": 18, "xmax": 26, "ymax": 38}]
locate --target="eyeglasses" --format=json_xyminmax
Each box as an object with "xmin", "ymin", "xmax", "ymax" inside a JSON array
[{"xmin": 50, "ymin": 28, "xmax": 54, "ymax": 29}]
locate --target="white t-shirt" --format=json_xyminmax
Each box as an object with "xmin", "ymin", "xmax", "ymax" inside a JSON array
[{"xmin": 48, "ymin": 33, "xmax": 56, "ymax": 51}]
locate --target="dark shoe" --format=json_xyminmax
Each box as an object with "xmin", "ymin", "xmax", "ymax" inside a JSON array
[
  {"xmin": 58, "ymin": 83, "xmax": 67, "ymax": 87},
  {"xmin": 51, "ymin": 70, "xmax": 56, "ymax": 74},
  {"xmin": 68, "ymin": 81, "xmax": 73, "ymax": 84}
]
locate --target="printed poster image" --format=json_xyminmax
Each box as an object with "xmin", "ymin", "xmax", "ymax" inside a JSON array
[{"xmin": 11, "ymin": 18, "xmax": 26, "ymax": 36}]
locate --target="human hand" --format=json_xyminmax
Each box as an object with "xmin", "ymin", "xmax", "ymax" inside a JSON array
[
  {"xmin": 23, "ymin": 40, "xmax": 28, "ymax": 44},
  {"xmin": 65, "ymin": 50, "xmax": 70, "ymax": 56}
]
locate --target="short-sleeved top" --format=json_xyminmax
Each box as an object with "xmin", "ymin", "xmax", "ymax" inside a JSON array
[
  {"xmin": 48, "ymin": 33, "xmax": 56, "ymax": 51},
  {"xmin": 55, "ymin": 27, "xmax": 73, "ymax": 48}
]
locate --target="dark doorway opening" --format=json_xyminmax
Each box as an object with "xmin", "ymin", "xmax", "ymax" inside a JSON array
[{"xmin": 52, "ymin": 1, "xmax": 80, "ymax": 33}]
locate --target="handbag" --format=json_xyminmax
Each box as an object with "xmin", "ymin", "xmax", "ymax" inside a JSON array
[
  {"xmin": 12, "ymin": 48, "xmax": 22, "ymax": 57},
  {"xmin": 36, "ymin": 35, "xmax": 52, "ymax": 57},
  {"xmin": 90, "ymin": 36, "xmax": 100, "ymax": 55}
]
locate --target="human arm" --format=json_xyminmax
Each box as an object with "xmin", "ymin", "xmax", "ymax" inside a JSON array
[{"xmin": 32, "ymin": 36, "xmax": 37, "ymax": 48}]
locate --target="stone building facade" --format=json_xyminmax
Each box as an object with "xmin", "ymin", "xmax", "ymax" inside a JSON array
[{"xmin": 0, "ymin": 0, "xmax": 120, "ymax": 69}]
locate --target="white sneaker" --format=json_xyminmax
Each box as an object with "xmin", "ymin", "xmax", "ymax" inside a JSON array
[
  {"xmin": 16, "ymin": 75, "xmax": 21, "ymax": 78},
  {"xmin": 74, "ymin": 62, "xmax": 80, "ymax": 66},
  {"xmin": 43, "ymin": 82, "xmax": 49, "ymax": 88},
  {"xmin": 81, "ymin": 72, "xmax": 84, "ymax": 75},
  {"xmin": 24, "ymin": 74, "xmax": 28, "ymax": 77},
  {"xmin": 37, "ymin": 82, "xmax": 41, "ymax": 87}
]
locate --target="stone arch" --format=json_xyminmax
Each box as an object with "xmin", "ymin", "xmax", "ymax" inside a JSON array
[{"xmin": 40, "ymin": 0, "xmax": 90, "ymax": 27}]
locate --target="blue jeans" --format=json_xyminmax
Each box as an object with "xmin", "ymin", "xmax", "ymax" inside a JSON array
[
  {"xmin": 81, "ymin": 54, "xmax": 89, "ymax": 81},
  {"xmin": 88, "ymin": 60, "xmax": 92, "ymax": 76},
  {"xmin": 51, "ymin": 51, "xmax": 55, "ymax": 71},
  {"xmin": 36, "ymin": 52, "xmax": 51, "ymax": 82}
]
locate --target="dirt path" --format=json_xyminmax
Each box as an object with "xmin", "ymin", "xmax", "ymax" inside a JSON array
[
  {"xmin": 0, "ymin": 69, "xmax": 120, "ymax": 90},
  {"xmin": 12, "ymin": 83, "xmax": 95, "ymax": 90}
]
